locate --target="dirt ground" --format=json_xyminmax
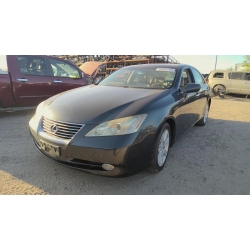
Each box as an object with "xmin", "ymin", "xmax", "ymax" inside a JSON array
[{"xmin": 0, "ymin": 94, "xmax": 250, "ymax": 195}]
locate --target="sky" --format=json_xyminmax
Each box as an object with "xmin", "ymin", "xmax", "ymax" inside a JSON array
[
  {"xmin": 171, "ymin": 55, "xmax": 246, "ymax": 74},
  {"xmin": 0, "ymin": 55, "xmax": 7, "ymax": 69}
]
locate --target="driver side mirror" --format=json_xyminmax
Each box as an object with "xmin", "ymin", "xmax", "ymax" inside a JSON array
[
  {"xmin": 184, "ymin": 83, "xmax": 201, "ymax": 93},
  {"xmin": 69, "ymin": 72, "xmax": 81, "ymax": 79}
]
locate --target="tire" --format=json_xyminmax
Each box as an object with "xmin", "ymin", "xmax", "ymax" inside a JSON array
[
  {"xmin": 196, "ymin": 102, "xmax": 209, "ymax": 126},
  {"xmin": 147, "ymin": 123, "xmax": 171, "ymax": 173},
  {"xmin": 212, "ymin": 84, "xmax": 226, "ymax": 96}
]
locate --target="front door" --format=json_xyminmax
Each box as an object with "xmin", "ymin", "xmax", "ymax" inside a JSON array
[
  {"xmin": 48, "ymin": 58, "xmax": 86, "ymax": 94},
  {"xmin": 178, "ymin": 69, "xmax": 200, "ymax": 133}
]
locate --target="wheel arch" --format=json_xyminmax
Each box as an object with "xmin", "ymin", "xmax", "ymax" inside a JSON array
[
  {"xmin": 166, "ymin": 118, "xmax": 176, "ymax": 147},
  {"xmin": 158, "ymin": 117, "xmax": 176, "ymax": 147},
  {"xmin": 213, "ymin": 83, "xmax": 226, "ymax": 88}
]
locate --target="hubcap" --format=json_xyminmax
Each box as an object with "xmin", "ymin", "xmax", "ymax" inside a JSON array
[
  {"xmin": 157, "ymin": 129, "xmax": 170, "ymax": 167},
  {"xmin": 204, "ymin": 104, "xmax": 209, "ymax": 123},
  {"xmin": 214, "ymin": 85, "xmax": 225, "ymax": 95}
]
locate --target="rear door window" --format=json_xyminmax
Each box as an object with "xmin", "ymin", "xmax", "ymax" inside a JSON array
[{"xmin": 229, "ymin": 72, "xmax": 243, "ymax": 80}]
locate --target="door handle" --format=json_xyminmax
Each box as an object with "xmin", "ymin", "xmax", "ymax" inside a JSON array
[
  {"xmin": 17, "ymin": 78, "xmax": 28, "ymax": 82},
  {"xmin": 54, "ymin": 80, "xmax": 62, "ymax": 83}
]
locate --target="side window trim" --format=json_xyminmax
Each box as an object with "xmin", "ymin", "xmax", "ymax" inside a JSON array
[
  {"xmin": 44, "ymin": 57, "xmax": 54, "ymax": 76},
  {"xmin": 186, "ymin": 68, "xmax": 194, "ymax": 83},
  {"xmin": 179, "ymin": 68, "xmax": 192, "ymax": 91}
]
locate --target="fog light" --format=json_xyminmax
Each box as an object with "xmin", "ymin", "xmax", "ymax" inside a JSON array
[{"xmin": 102, "ymin": 164, "xmax": 115, "ymax": 171}]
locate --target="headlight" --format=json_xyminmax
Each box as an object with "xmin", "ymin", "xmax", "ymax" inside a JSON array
[
  {"xmin": 35, "ymin": 101, "xmax": 45, "ymax": 120},
  {"xmin": 85, "ymin": 114, "xmax": 148, "ymax": 137}
]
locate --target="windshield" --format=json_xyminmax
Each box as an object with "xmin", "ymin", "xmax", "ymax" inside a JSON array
[{"xmin": 99, "ymin": 67, "xmax": 176, "ymax": 89}]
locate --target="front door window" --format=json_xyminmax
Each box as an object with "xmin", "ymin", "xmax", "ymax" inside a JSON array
[{"xmin": 49, "ymin": 59, "xmax": 80, "ymax": 79}]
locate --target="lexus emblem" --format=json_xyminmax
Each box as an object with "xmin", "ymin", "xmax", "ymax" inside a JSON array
[{"xmin": 51, "ymin": 124, "xmax": 58, "ymax": 133}]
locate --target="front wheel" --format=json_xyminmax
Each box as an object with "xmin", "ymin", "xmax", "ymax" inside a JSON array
[
  {"xmin": 147, "ymin": 123, "xmax": 171, "ymax": 173},
  {"xmin": 213, "ymin": 84, "xmax": 226, "ymax": 96}
]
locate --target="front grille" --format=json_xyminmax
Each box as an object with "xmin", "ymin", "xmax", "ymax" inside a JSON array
[{"xmin": 42, "ymin": 116, "xmax": 83, "ymax": 140}]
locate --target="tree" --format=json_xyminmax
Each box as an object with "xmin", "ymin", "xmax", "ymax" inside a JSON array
[
  {"xmin": 242, "ymin": 55, "xmax": 250, "ymax": 71},
  {"xmin": 226, "ymin": 66, "xmax": 234, "ymax": 71}
]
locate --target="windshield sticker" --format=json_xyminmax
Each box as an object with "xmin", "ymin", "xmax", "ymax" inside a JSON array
[
  {"xmin": 156, "ymin": 68, "xmax": 175, "ymax": 72},
  {"xmin": 137, "ymin": 71, "xmax": 147, "ymax": 74}
]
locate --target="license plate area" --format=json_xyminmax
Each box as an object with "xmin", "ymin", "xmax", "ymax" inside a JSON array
[{"xmin": 40, "ymin": 140, "xmax": 61, "ymax": 156}]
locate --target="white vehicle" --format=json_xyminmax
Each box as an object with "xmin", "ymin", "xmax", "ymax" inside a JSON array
[{"xmin": 208, "ymin": 70, "xmax": 250, "ymax": 96}]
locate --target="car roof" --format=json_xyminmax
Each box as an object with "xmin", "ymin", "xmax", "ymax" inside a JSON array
[
  {"xmin": 210, "ymin": 70, "xmax": 250, "ymax": 73},
  {"xmin": 123, "ymin": 63, "xmax": 189, "ymax": 70},
  {"xmin": 123, "ymin": 63, "xmax": 184, "ymax": 69}
]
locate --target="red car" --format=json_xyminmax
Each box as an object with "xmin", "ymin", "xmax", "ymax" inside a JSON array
[{"xmin": 0, "ymin": 55, "xmax": 99, "ymax": 111}]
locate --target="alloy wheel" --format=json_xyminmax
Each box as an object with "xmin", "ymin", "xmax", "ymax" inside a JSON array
[{"xmin": 157, "ymin": 129, "xmax": 170, "ymax": 167}]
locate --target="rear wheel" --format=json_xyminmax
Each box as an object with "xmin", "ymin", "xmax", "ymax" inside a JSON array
[
  {"xmin": 196, "ymin": 102, "xmax": 209, "ymax": 126},
  {"xmin": 147, "ymin": 123, "xmax": 171, "ymax": 173},
  {"xmin": 213, "ymin": 84, "xmax": 226, "ymax": 96}
]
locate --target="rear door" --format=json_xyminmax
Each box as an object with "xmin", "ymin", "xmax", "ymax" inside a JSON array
[
  {"xmin": 48, "ymin": 58, "xmax": 87, "ymax": 93},
  {"xmin": 11, "ymin": 55, "xmax": 54, "ymax": 106}
]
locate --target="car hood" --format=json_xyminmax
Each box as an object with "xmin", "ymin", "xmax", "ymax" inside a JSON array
[
  {"xmin": 42, "ymin": 85, "xmax": 169, "ymax": 124},
  {"xmin": 79, "ymin": 62, "xmax": 105, "ymax": 78}
]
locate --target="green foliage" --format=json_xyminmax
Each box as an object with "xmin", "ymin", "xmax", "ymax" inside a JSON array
[
  {"xmin": 226, "ymin": 66, "xmax": 234, "ymax": 71},
  {"xmin": 242, "ymin": 55, "xmax": 250, "ymax": 71}
]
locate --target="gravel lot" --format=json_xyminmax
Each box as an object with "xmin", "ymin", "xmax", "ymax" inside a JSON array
[{"xmin": 1, "ymin": 95, "xmax": 250, "ymax": 195}]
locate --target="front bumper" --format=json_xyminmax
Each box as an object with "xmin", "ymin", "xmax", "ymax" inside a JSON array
[{"xmin": 29, "ymin": 115, "xmax": 154, "ymax": 176}]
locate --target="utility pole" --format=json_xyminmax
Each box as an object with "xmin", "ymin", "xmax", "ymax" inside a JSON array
[{"xmin": 215, "ymin": 55, "xmax": 218, "ymax": 70}]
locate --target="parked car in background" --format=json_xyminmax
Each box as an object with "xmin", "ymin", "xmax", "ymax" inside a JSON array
[
  {"xmin": 79, "ymin": 61, "xmax": 106, "ymax": 84},
  {"xmin": 29, "ymin": 63, "xmax": 211, "ymax": 176},
  {"xmin": 0, "ymin": 55, "xmax": 95, "ymax": 112},
  {"xmin": 208, "ymin": 70, "xmax": 250, "ymax": 96}
]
